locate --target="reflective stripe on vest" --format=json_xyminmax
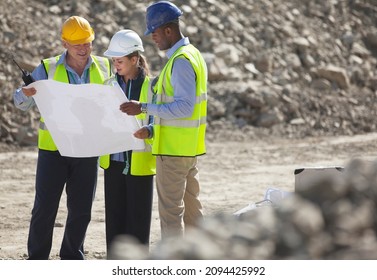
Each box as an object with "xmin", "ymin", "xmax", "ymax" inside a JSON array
[
  {"xmin": 99, "ymin": 77, "xmax": 156, "ymax": 176},
  {"xmin": 38, "ymin": 55, "xmax": 111, "ymax": 151},
  {"xmin": 152, "ymin": 44, "xmax": 207, "ymax": 156}
]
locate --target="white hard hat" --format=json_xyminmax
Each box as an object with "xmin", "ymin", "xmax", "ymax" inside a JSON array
[{"xmin": 104, "ymin": 29, "xmax": 144, "ymax": 57}]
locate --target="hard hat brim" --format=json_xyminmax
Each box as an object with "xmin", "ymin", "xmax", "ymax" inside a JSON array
[
  {"xmin": 62, "ymin": 34, "xmax": 95, "ymax": 45},
  {"xmin": 103, "ymin": 49, "xmax": 129, "ymax": 58},
  {"xmin": 144, "ymin": 29, "xmax": 152, "ymax": 36},
  {"xmin": 103, "ymin": 47, "xmax": 144, "ymax": 58}
]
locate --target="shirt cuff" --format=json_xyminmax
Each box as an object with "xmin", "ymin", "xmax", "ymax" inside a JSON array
[{"xmin": 146, "ymin": 124, "xmax": 153, "ymax": 138}]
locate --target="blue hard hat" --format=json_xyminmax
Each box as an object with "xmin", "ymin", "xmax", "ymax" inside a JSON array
[{"xmin": 144, "ymin": 1, "xmax": 183, "ymax": 35}]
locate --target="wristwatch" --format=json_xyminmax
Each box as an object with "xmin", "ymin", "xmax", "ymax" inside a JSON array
[{"xmin": 140, "ymin": 103, "xmax": 148, "ymax": 114}]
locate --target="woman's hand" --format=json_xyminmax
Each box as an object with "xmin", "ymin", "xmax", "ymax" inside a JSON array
[{"xmin": 133, "ymin": 127, "xmax": 149, "ymax": 139}]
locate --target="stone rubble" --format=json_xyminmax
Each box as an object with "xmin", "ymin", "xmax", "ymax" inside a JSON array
[
  {"xmin": 109, "ymin": 158, "xmax": 377, "ymax": 260},
  {"xmin": 1, "ymin": 0, "xmax": 376, "ymax": 146}
]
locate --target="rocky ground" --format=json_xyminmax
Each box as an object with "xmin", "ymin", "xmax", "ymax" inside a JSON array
[
  {"xmin": 2, "ymin": 133, "xmax": 377, "ymax": 260},
  {"xmin": 1, "ymin": 0, "xmax": 377, "ymax": 261},
  {"xmin": 1, "ymin": 0, "xmax": 377, "ymax": 148}
]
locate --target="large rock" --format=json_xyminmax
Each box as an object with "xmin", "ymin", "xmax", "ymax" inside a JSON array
[{"xmin": 315, "ymin": 65, "xmax": 350, "ymax": 90}]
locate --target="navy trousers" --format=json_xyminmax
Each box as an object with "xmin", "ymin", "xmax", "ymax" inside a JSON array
[
  {"xmin": 104, "ymin": 161, "xmax": 153, "ymax": 253},
  {"xmin": 27, "ymin": 149, "xmax": 98, "ymax": 260}
]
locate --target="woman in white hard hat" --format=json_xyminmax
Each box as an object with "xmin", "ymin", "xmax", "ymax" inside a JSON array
[{"xmin": 100, "ymin": 29, "xmax": 156, "ymax": 258}]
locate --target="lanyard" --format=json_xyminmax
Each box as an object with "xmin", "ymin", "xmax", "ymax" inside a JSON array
[{"xmin": 122, "ymin": 80, "xmax": 132, "ymax": 175}]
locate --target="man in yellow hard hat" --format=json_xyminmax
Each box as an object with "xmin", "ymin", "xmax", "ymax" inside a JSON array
[{"xmin": 13, "ymin": 16, "xmax": 112, "ymax": 260}]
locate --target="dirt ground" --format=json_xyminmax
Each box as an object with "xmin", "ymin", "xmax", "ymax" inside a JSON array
[{"xmin": 1, "ymin": 133, "xmax": 377, "ymax": 260}]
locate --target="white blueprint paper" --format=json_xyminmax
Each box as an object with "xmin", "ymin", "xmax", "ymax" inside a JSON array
[{"xmin": 27, "ymin": 80, "xmax": 145, "ymax": 157}]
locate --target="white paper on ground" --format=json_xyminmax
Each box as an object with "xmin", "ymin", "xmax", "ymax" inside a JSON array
[{"xmin": 27, "ymin": 79, "xmax": 145, "ymax": 157}]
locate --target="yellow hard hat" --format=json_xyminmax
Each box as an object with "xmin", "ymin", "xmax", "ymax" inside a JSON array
[{"xmin": 61, "ymin": 16, "xmax": 95, "ymax": 45}]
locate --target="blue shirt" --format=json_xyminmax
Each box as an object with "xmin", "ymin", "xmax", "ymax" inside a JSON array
[
  {"xmin": 13, "ymin": 51, "xmax": 93, "ymax": 111},
  {"xmin": 146, "ymin": 37, "xmax": 196, "ymax": 119}
]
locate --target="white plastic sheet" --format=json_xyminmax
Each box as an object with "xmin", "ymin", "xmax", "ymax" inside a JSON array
[{"xmin": 27, "ymin": 80, "xmax": 144, "ymax": 157}]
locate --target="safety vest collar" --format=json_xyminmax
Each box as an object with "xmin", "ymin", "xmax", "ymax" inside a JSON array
[
  {"xmin": 166, "ymin": 37, "xmax": 191, "ymax": 59},
  {"xmin": 43, "ymin": 54, "xmax": 110, "ymax": 81}
]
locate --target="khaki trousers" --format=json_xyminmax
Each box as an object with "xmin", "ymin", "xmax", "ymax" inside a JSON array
[{"xmin": 156, "ymin": 155, "xmax": 204, "ymax": 239}]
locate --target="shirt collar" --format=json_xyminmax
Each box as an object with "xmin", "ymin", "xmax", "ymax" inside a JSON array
[
  {"xmin": 58, "ymin": 51, "xmax": 93, "ymax": 71},
  {"xmin": 166, "ymin": 37, "xmax": 190, "ymax": 58},
  {"xmin": 116, "ymin": 67, "xmax": 146, "ymax": 88}
]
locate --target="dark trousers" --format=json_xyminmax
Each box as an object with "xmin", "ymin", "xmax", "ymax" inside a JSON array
[
  {"xmin": 27, "ymin": 149, "xmax": 98, "ymax": 260},
  {"xmin": 104, "ymin": 161, "xmax": 153, "ymax": 253}
]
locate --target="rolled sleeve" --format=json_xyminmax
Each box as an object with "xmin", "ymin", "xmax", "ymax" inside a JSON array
[
  {"xmin": 13, "ymin": 88, "xmax": 35, "ymax": 111},
  {"xmin": 13, "ymin": 63, "xmax": 47, "ymax": 111}
]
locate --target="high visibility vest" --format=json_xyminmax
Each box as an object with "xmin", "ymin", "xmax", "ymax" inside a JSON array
[
  {"xmin": 38, "ymin": 55, "xmax": 111, "ymax": 151},
  {"xmin": 99, "ymin": 77, "xmax": 156, "ymax": 176},
  {"xmin": 153, "ymin": 44, "xmax": 207, "ymax": 156}
]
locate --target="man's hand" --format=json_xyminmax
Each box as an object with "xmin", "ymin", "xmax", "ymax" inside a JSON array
[
  {"xmin": 22, "ymin": 87, "xmax": 37, "ymax": 97},
  {"xmin": 133, "ymin": 127, "xmax": 149, "ymax": 139},
  {"xmin": 119, "ymin": 100, "xmax": 142, "ymax": 115}
]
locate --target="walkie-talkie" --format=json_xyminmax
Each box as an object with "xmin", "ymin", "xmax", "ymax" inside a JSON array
[{"xmin": 12, "ymin": 56, "xmax": 34, "ymax": 86}]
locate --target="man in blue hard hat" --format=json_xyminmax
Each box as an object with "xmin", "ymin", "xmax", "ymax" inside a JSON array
[{"xmin": 120, "ymin": 1, "xmax": 208, "ymax": 239}]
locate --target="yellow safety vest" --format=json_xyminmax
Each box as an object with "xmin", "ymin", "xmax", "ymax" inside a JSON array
[
  {"xmin": 153, "ymin": 44, "xmax": 207, "ymax": 156},
  {"xmin": 38, "ymin": 55, "xmax": 111, "ymax": 151},
  {"xmin": 99, "ymin": 77, "xmax": 156, "ymax": 176}
]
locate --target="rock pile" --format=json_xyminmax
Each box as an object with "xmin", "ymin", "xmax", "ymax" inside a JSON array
[
  {"xmin": 1, "ymin": 0, "xmax": 377, "ymax": 147},
  {"xmin": 2, "ymin": 0, "xmax": 377, "ymax": 260},
  {"xmin": 109, "ymin": 158, "xmax": 377, "ymax": 260}
]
